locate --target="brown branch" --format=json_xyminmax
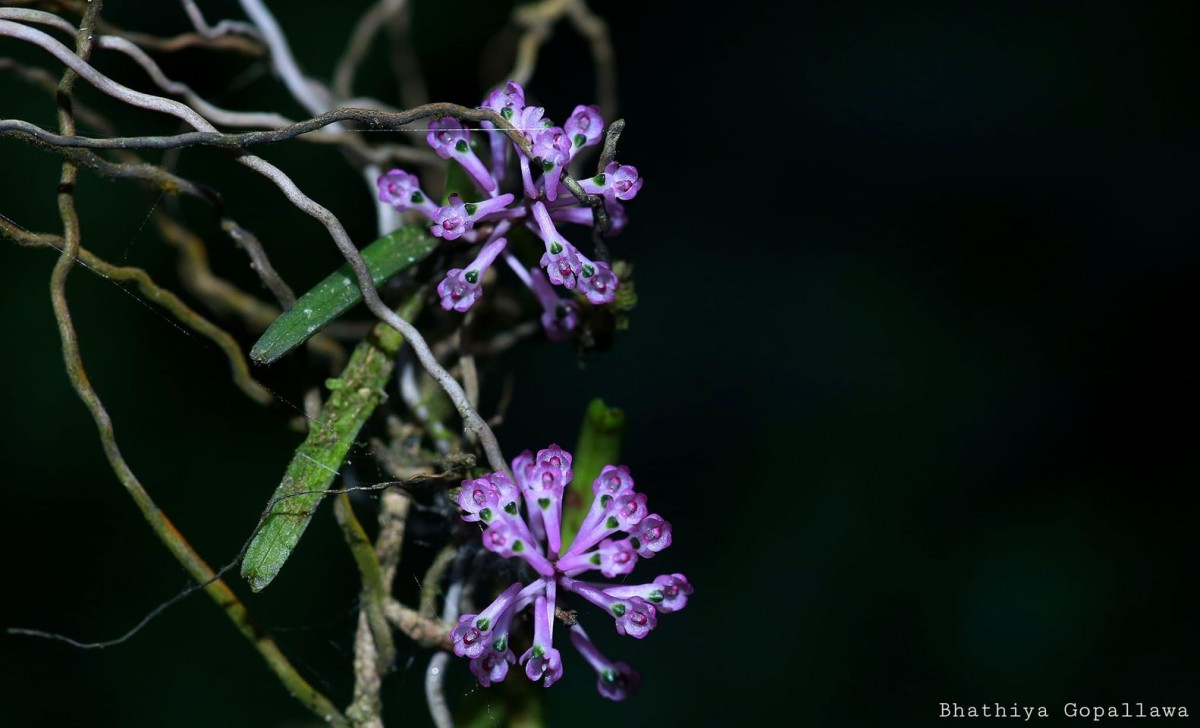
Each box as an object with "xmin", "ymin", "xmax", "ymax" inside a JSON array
[
  {"xmin": 6, "ymin": 225, "xmax": 273, "ymax": 406},
  {"xmin": 334, "ymin": 493, "xmax": 396, "ymax": 727},
  {"xmin": 40, "ymin": 3, "xmax": 346, "ymax": 723},
  {"xmin": 0, "ymin": 102, "xmax": 616, "ymax": 235}
]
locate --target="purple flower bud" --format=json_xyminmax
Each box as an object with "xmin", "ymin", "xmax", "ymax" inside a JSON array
[
  {"xmin": 487, "ymin": 470, "xmax": 522, "ymax": 511},
  {"xmin": 629, "ymin": 514, "xmax": 672, "ymax": 557},
  {"xmin": 519, "ymin": 593, "xmax": 564, "ymax": 687},
  {"xmin": 510, "ymin": 450, "xmax": 544, "ymax": 540},
  {"xmin": 614, "ymin": 597, "xmax": 658, "ymax": 639},
  {"xmin": 536, "ymin": 443, "xmax": 574, "ymax": 483},
  {"xmin": 575, "ymin": 256, "xmax": 619, "ymax": 305},
  {"xmin": 432, "ymin": 195, "xmax": 469, "ymax": 240},
  {"xmin": 376, "ymin": 169, "xmax": 439, "ymax": 218},
  {"xmin": 437, "ymin": 236, "xmax": 508, "ymax": 312},
  {"xmin": 594, "ymin": 465, "xmax": 635, "ymax": 498},
  {"xmin": 596, "ymin": 537, "xmax": 639, "ymax": 577},
  {"xmin": 521, "ymin": 462, "xmax": 566, "ymax": 554},
  {"xmin": 529, "ymin": 269, "xmax": 579, "ymax": 342},
  {"xmin": 482, "ymin": 81, "xmax": 526, "ymax": 121},
  {"xmin": 427, "ymin": 118, "xmax": 497, "ymax": 193},
  {"xmin": 569, "ymin": 626, "xmax": 641, "ymax": 702},
  {"xmin": 469, "ymin": 646, "xmax": 515, "ymax": 687},
  {"xmin": 517, "ymin": 105, "xmax": 549, "ymax": 136},
  {"xmin": 531, "ymin": 201, "xmax": 582, "ymax": 289},
  {"xmin": 530, "ymin": 126, "xmax": 572, "ymax": 201},
  {"xmin": 580, "ymin": 162, "xmax": 644, "ymax": 203},
  {"xmin": 605, "ymin": 573, "xmax": 693, "ymax": 613},
  {"xmin": 554, "ymin": 537, "xmax": 637, "ymax": 578},
  {"xmin": 431, "ymin": 193, "xmax": 515, "ymax": 241},
  {"xmin": 652, "ymin": 573, "xmax": 693, "ymax": 612},
  {"xmin": 451, "ymin": 582, "xmax": 523, "ymax": 659},
  {"xmin": 612, "ymin": 492, "xmax": 649, "ymax": 531},
  {"xmin": 560, "ymin": 577, "xmax": 658, "ymax": 639},
  {"xmin": 458, "ymin": 477, "xmax": 500, "ymax": 523},
  {"xmin": 566, "ymin": 490, "xmax": 649, "ymax": 558},
  {"xmin": 569, "ymin": 473, "xmax": 641, "ymax": 557},
  {"xmin": 564, "ymin": 104, "xmax": 604, "ymax": 154}
]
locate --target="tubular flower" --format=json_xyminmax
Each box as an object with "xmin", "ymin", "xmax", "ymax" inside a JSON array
[
  {"xmin": 373, "ymin": 80, "xmax": 640, "ymax": 338},
  {"xmin": 452, "ymin": 446, "xmax": 690, "ymax": 700}
]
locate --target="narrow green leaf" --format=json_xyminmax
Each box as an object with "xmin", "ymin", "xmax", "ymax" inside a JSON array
[
  {"xmin": 561, "ymin": 398, "xmax": 625, "ymax": 547},
  {"xmin": 241, "ymin": 295, "xmax": 423, "ymax": 592},
  {"xmin": 250, "ymin": 226, "xmax": 436, "ymax": 364}
]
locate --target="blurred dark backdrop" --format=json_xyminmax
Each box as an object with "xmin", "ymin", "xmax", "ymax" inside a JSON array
[{"xmin": 2, "ymin": 1, "xmax": 1197, "ymax": 726}]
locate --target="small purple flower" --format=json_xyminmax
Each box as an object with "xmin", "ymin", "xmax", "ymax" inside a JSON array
[
  {"xmin": 557, "ymin": 537, "xmax": 638, "ymax": 578},
  {"xmin": 480, "ymin": 83, "xmax": 525, "ymax": 183},
  {"xmin": 604, "ymin": 573, "xmax": 694, "ymax": 613},
  {"xmin": 537, "ymin": 443, "xmax": 573, "ymax": 482},
  {"xmin": 560, "ymin": 577, "xmax": 658, "ymax": 639},
  {"xmin": 569, "ymin": 626, "xmax": 641, "ymax": 702},
  {"xmin": 482, "ymin": 81, "xmax": 526, "ymax": 121},
  {"xmin": 564, "ymin": 104, "xmax": 604, "ymax": 154},
  {"xmin": 580, "ymin": 162, "xmax": 644, "ymax": 203},
  {"xmin": 437, "ymin": 236, "xmax": 509, "ymax": 312},
  {"xmin": 453, "ymin": 445, "xmax": 687, "ymax": 698},
  {"xmin": 629, "ymin": 514, "xmax": 673, "ymax": 557},
  {"xmin": 469, "ymin": 645, "xmax": 515, "ymax": 687},
  {"xmin": 575, "ymin": 255, "xmax": 620, "ymax": 305},
  {"xmin": 519, "ymin": 592, "xmax": 564, "ymax": 687},
  {"xmin": 376, "ymin": 169, "xmax": 439, "ymax": 218},
  {"xmin": 431, "ymin": 193, "xmax": 515, "ymax": 241},
  {"xmin": 530, "ymin": 126, "xmax": 572, "ymax": 201},
  {"xmin": 531, "ymin": 201, "xmax": 582, "ymax": 289},
  {"xmin": 451, "ymin": 581, "xmax": 523, "ymax": 659},
  {"xmin": 568, "ymin": 490, "xmax": 649, "ymax": 557},
  {"xmin": 457, "ymin": 476, "xmax": 500, "ymax": 523},
  {"xmin": 427, "ymin": 118, "xmax": 497, "ymax": 193}
]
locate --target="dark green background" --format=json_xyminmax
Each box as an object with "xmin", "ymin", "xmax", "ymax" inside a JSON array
[{"xmin": 2, "ymin": 1, "xmax": 1196, "ymax": 726}]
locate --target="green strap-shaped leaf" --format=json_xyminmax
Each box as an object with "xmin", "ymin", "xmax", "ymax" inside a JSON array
[
  {"xmin": 241, "ymin": 294, "xmax": 423, "ymax": 592},
  {"xmin": 250, "ymin": 226, "xmax": 437, "ymax": 364},
  {"xmin": 561, "ymin": 398, "xmax": 625, "ymax": 548}
]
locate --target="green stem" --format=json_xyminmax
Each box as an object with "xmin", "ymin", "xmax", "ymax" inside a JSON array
[
  {"xmin": 333, "ymin": 492, "xmax": 397, "ymax": 671},
  {"xmin": 562, "ymin": 398, "xmax": 625, "ymax": 545}
]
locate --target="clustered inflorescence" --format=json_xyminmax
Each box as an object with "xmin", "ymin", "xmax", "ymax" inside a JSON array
[
  {"xmin": 454, "ymin": 445, "xmax": 692, "ymax": 700},
  {"xmin": 376, "ymin": 81, "xmax": 642, "ymax": 341}
]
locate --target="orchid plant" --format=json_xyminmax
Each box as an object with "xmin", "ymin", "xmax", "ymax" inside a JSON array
[{"xmin": 1, "ymin": 0, "xmax": 688, "ymax": 724}]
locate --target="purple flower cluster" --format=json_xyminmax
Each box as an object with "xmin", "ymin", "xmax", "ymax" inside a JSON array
[
  {"xmin": 453, "ymin": 445, "xmax": 691, "ymax": 700},
  {"xmin": 376, "ymin": 81, "xmax": 642, "ymax": 340}
]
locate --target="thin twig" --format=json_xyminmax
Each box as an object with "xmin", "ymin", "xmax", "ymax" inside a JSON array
[
  {"xmin": 238, "ymin": 0, "xmax": 334, "ymax": 117},
  {"xmin": 383, "ymin": 599, "xmax": 452, "ymax": 650},
  {"xmin": 334, "ymin": 493, "xmax": 395, "ymax": 727},
  {"xmin": 0, "ymin": 21, "xmax": 511, "ymax": 471},
  {"xmin": 418, "ymin": 545, "xmax": 459, "ymax": 620},
  {"xmin": 0, "ymin": 9, "xmax": 291, "ymax": 128},
  {"xmin": 508, "ymin": 0, "xmax": 570, "ymax": 87},
  {"xmin": 383, "ymin": 0, "xmax": 427, "ymax": 110},
  {"xmin": 39, "ymin": 2, "xmax": 346, "ymax": 724},
  {"xmin": 565, "ymin": 0, "xmax": 618, "ymax": 119},
  {"xmin": 0, "ymin": 105, "xmax": 613, "ymax": 233},
  {"xmin": 333, "ymin": 0, "xmax": 405, "ymax": 101},
  {"xmin": 6, "ymin": 226, "xmax": 273, "ymax": 406},
  {"xmin": 180, "ymin": 0, "xmax": 262, "ymax": 42},
  {"xmin": 0, "ymin": 0, "xmax": 265, "ymax": 55},
  {"xmin": 425, "ymin": 581, "xmax": 463, "ymax": 728}
]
